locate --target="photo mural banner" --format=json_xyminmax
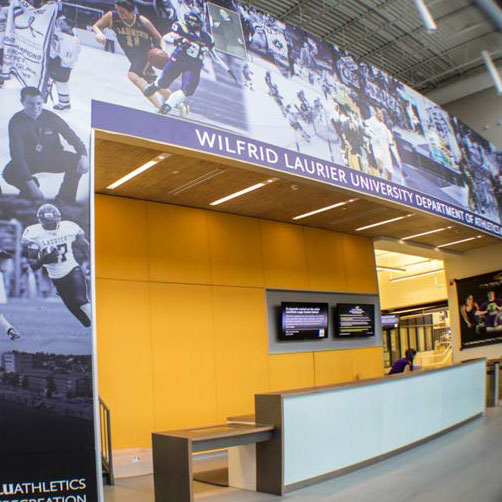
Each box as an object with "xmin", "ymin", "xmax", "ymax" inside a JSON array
[
  {"xmin": 456, "ymin": 271, "xmax": 502, "ymax": 349},
  {"xmin": 0, "ymin": 0, "xmax": 500, "ymax": 495}
]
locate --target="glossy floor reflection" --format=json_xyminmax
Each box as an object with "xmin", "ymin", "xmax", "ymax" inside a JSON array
[{"xmin": 104, "ymin": 407, "xmax": 502, "ymax": 502}]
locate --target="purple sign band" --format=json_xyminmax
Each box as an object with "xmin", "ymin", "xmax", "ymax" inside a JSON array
[{"xmin": 92, "ymin": 100, "xmax": 502, "ymax": 239}]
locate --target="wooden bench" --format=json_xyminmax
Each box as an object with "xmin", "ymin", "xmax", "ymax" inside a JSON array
[{"xmin": 152, "ymin": 423, "xmax": 274, "ymax": 502}]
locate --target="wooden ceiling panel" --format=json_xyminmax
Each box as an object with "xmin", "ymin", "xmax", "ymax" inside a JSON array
[{"xmin": 94, "ymin": 134, "xmax": 501, "ymax": 253}]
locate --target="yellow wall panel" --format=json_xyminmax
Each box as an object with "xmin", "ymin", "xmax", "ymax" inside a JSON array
[
  {"xmin": 96, "ymin": 279, "xmax": 154, "ymax": 449},
  {"xmin": 352, "ymin": 347, "xmax": 385, "ymax": 380},
  {"xmin": 260, "ymin": 220, "xmax": 309, "ymax": 290},
  {"xmin": 147, "ymin": 202, "xmax": 211, "ymax": 284},
  {"xmin": 313, "ymin": 350, "xmax": 354, "ymax": 386},
  {"xmin": 95, "ymin": 195, "xmax": 149, "ymax": 281},
  {"xmin": 208, "ymin": 212, "xmax": 264, "ymax": 287},
  {"xmin": 212, "ymin": 286, "xmax": 270, "ymax": 420},
  {"xmin": 95, "ymin": 196, "xmax": 384, "ymax": 450},
  {"xmin": 149, "ymin": 283, "xmax": 218, "ymax": 430},
  {"xmin": 304, "ymin": 227, "xmax": 347, "ymax": 292},
  {"xmin": 342, "ymin": 234, "xmax": 378, "ymax": 293},
  {"xmin": 269, "ymin": 353, "xmax": 315, "ymax": 392}
]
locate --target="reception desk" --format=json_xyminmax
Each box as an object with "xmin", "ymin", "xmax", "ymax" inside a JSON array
[{"xmin": 255, "ymin": 359, "xmax": 486, "ymax": 495}]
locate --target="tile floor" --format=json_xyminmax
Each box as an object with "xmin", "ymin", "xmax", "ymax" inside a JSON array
[{"xmin": 104, "ymin": 407, "xmax": 502, "ymax": 502}]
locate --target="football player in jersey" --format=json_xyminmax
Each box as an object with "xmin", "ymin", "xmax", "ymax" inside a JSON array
[
  {"xmin": 0, "ymin": 248, "xmax": 21, "ymax": 341},
  {"xmin": 93, "ymin": 0, "xmax": 171, "ymax": 110},
  {"xmin": 22, "ymin": 204, "xmax": 91, "ymax": 328},
  {"xmin": 143, "ymin": 11, "xmax": 237, "ymax": 115}
]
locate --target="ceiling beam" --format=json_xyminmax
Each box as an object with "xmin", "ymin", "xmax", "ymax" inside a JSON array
[
  {"xmin": 391, "ymin": 31, "xmax": 498, "ymax": 78},
  {"xmin": 357, "ymin": 5, "xmax": 474, "ymax": 62}
]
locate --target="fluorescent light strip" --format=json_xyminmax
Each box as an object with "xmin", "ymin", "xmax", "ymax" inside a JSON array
[
  {"xmin": 436, "ymin": 236, "xmax": 482, "ymax": 248},
  {"xmin": 107, "ymin": 153, "xmax": 171, "ymax": 189},
  {"xmin": 390, "ymin": 268, "xmax": 444, "ymax": 282},
  {"xmin": 401, "ymin": 226, "xmax": 452, "ymax": 241},
  {"xmin": 377, "ymin": 265, "xmax": 406, "ymax": 273},
  {"xmin": 414, "ymin": 0, "xmax": 437, "ymax": 32},
  {"xmin": 292, "ymin": 199, "xmax": 357, "ymax": 220},
  {"xmin": 356, "ymin": 214, "xmax": 412, "ymax": 232},
  {"xmin": 210, "ymin": 179, "xmax": 276, "ymax": 206}
]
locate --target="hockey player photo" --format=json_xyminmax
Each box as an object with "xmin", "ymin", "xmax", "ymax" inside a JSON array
[
  {"xmin": 207, "ymin": 3, "xmax": 246, "ymax": 59},
  {"xmin": 21, "ymin": 203, "xmax": 91, "ymax": 328},
  {"xmin": 143, "ymin": 10, "xmax": 238, "ymax": 115}
]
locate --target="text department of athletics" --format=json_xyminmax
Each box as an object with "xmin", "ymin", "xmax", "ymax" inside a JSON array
[{"xmin": 194, "ymin": 128, "xmax": 502, "ymax": 236}]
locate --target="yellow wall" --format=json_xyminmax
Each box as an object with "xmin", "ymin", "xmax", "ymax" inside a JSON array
[{"xmin": 95, "ymin": 195, "xmax": 383, "ymax": 449}]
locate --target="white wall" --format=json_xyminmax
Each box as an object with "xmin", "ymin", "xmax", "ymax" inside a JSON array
[
  {"xmin": 443, "ymin": 87, "xmax": 502, "ymax": 149},
  {"xmin": 444, "ymin": 243, "xmax": 502, "ymax": 362}
]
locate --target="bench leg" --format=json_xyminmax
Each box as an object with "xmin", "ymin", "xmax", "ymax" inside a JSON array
[{"xmin": 152, "ymin": 434, "xmax": 192, "ymax": 502}]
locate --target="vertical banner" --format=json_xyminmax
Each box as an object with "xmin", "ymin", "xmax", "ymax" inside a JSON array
[
  {"xmin": 456, "ymin": 271, "xmax": 502, "ymax": 349},
  {"xmin": 4, "ymin": 0, "xmax": 57, "ymax": 93},
  {"xmin": 0, "ymin": 0, "xmax": 97, "ymax": 499}
]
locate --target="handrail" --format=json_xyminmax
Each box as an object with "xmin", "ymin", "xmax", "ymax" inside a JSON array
[{"xmin": 99, "ymin": 397, "xmax": 114, "ymax": 485}]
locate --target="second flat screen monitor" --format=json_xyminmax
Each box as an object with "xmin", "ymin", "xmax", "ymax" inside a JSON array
[
  {"xmin": 280, "ymin": 302, "xmax": 329, "ymax": 340},
  {"xmin": 336, "ymin": 303, "xmax": 375, "ymax": 337}
]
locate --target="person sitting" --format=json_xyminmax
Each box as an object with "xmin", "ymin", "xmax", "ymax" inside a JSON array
[{"xmin": 389, "ymin": 348, "xmax": 417, "ymax": 374}]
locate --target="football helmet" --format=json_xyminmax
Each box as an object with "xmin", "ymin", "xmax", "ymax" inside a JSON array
[
  {"xmin": 37, "ymin": 203, "xmax": 61, "ymax": 231},
  {"xmin": 185, "ymin": 11, "xmax": 202, "ymax": 31}
]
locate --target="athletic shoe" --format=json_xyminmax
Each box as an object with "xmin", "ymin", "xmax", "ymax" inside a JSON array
[
  {"xmin": 7, "ymin": 327, "xmax": 20, "ymax": 341},
  {"xmin": 143, "ymin": 83, "xmax": 159, "ymax": 97},
  {"xmin": 179, "ymin": 103, "xmax": 190, "ymax": 116},
  {"xmin": 54, "ymin": 103, "xmax": 71, "ymax": 110},
  {"xmin": 158, "ymin": 103, "xmax": 172, "ymax": 115}
]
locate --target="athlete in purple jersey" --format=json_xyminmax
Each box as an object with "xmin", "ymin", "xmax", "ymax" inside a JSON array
[{"xmin": 144, "ymin": 11, "xmax": 237, "ymax": 115}]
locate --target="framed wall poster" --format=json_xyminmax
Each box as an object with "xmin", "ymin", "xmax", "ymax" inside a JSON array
[{"xmin": 456, "ymin": 271, "xmax": 502, "ymax": 349}]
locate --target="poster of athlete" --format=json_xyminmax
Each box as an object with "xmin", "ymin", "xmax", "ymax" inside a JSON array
[
  {"xmin": 456, "ymin": 271, "xmax": 502, "ymax": 349},
  {"xmin": 0, "ymin": 0, "xmax": 97, "ymax": 498}
]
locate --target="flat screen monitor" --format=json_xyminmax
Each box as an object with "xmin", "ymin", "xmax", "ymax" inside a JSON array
[
  {"xmin": 336, "ymin": 303, "xmax": 375, "ymax": 337},
  {"xmin": 280, "ymin": 302, "xmax": 329, "ymax": 341},
  {"xmin": 382, "ymin": 314, "xmax": 400, "ymax": 330}
]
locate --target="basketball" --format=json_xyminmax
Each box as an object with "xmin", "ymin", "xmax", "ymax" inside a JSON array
[{"xmin": 148, "ymin": 48, "xmax": 169, "ymax": 70}]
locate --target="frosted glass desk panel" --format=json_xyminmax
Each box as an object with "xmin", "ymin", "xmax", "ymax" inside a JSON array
[{"xmin": 282, "ymin": 360, "xmax": 485, "ymax": 486}]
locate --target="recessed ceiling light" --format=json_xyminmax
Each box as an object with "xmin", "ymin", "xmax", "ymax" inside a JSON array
[
  {"xmin": 390, "ymin": 269, "xmax": 444, "ymax": 282},
  {"xmin": 401, "ymin": 226, "xmax": 452, "ymax": 241},
  {"xmin": 107, "ymin": 153, "xmax": 171, "ymax": 189},
  {"xmin": 292, "ymin": 199, "xmax": 357, "ymax": 220},
  {"xmin": 210, "ymin": 178, "xmax": 277, "ymax": 206},
  {"xmin": 356, "ymin": 214, "xmax": 412, "ymax": 232},
  {"xmin": 376, "ymin": 265, "xmax": 407, "ymax": 273},
  {"xmin": 436, "ymin": 235, "xmax": 482, "ymax": 249}
]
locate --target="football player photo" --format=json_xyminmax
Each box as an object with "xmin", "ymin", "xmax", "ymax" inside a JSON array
[
  {"xmin": 143, "ymin": 11, "xmax": 238, "ymax": 115},
  {"xmin": 21, "ymin": 204, "xmax": 91, "ymax": 328}
]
